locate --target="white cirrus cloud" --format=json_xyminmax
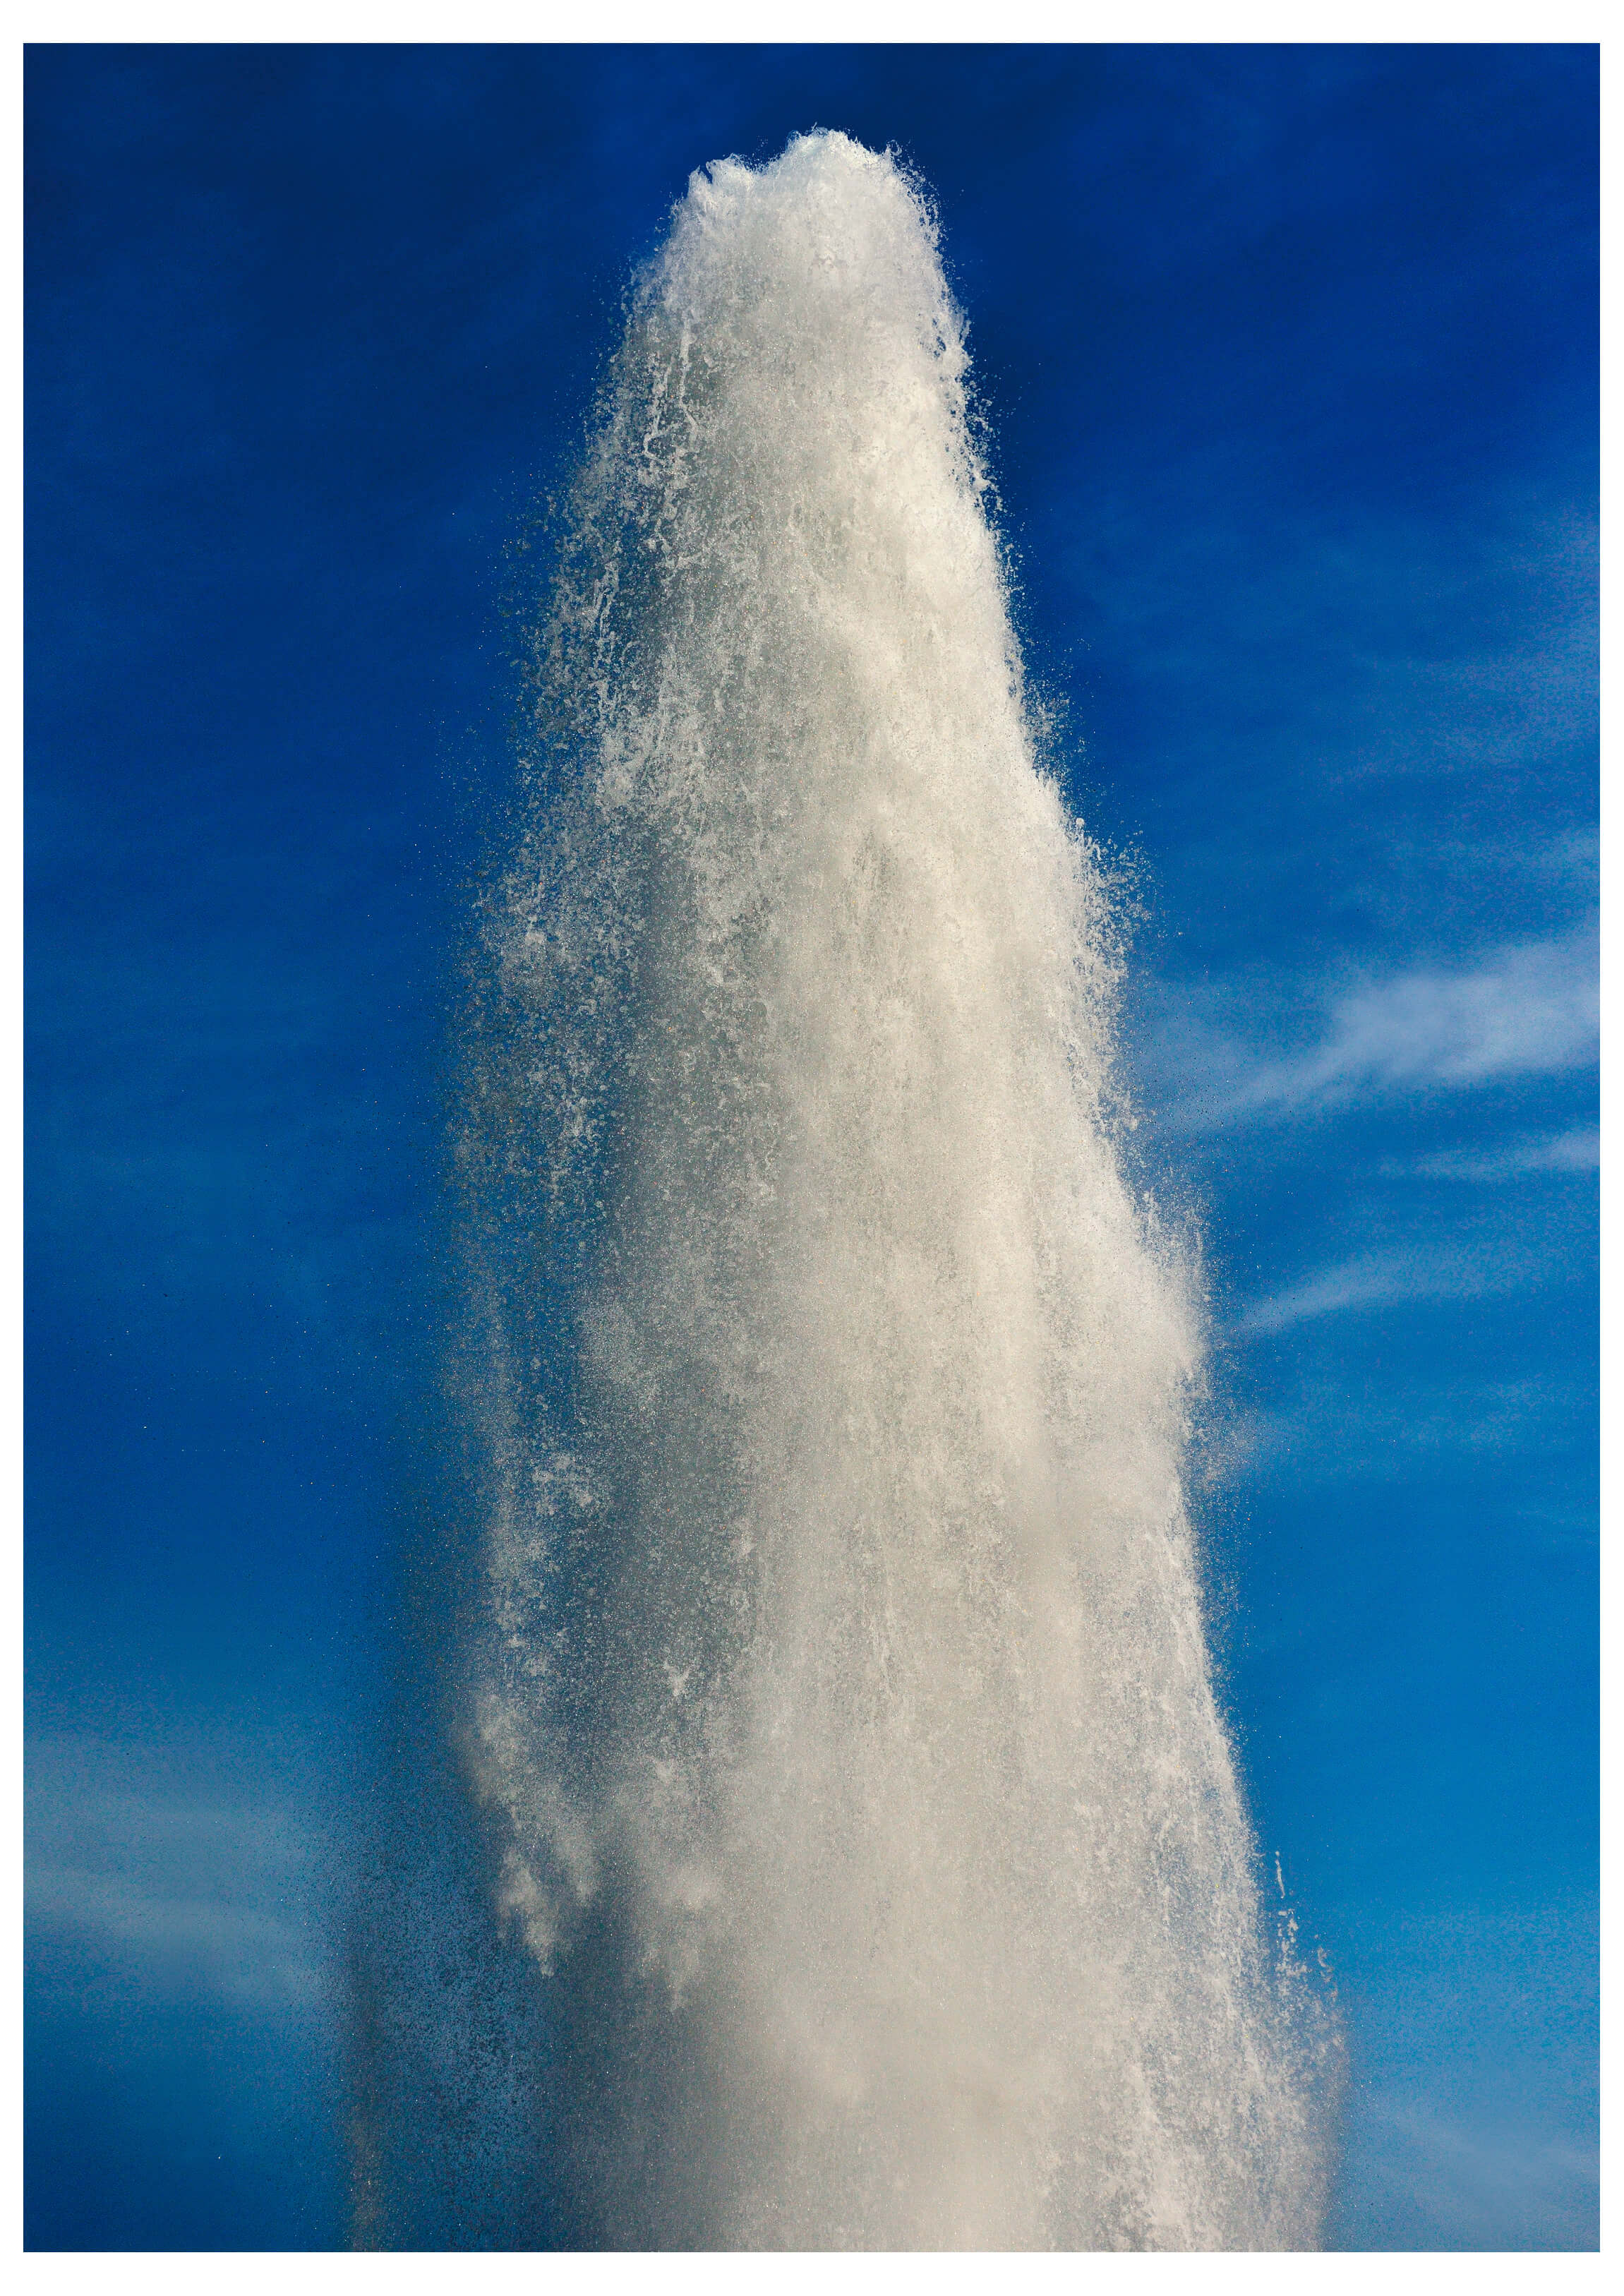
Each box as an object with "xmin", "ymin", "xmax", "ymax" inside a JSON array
[
  {"xmin": 1161, "ymin": 927, "xmax": 1597, "ymax": 1131},
  {"xmin": 1347, "ymin": 2095, "xmax": 1598, "ymax": 2252},
  {"xmin": 1400, "ymin": 1125, "xmax": 1600, "ymax": 1182},
  {"xmin": 26, "ymin": 1733, "xmax": 328, "ymax": 2016},
  {"xmin": 27, "ymin": 1858, "xmax": 323, "ymax": 2012},
  {"xmin": 1237, "ymin": 1246, "xmax": 1518, "ymax": 1337}
]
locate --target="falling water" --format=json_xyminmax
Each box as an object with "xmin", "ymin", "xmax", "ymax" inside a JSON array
[{"xmin": 450, "ymin": 131, "xmax": 1333, "ymax": 2250}]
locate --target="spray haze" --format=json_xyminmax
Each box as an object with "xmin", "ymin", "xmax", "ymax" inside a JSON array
[{"xmin": 439, "ymin": 131, "xmax": 1333, "ymax": 2249}]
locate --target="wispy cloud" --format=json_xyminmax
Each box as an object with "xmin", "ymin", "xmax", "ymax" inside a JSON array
[
  {"xmin": 1201, "ymin": 1373, "xmax": 1590, "ymax": 1496},
  {"xmin": 28, "ymin": 1858, "xmax": 322, "ymax": 2012},
  {"xmin": 1237, "ymin": 1246, "xmax": 1517, "ymax": 1336},
  {"xmin": 1160, "ymin": 929, "xmax": 1597, "ymax": 1132},
  {"xmin": 26, "ymin": 1734, "xmax": 329, "ymax": 2016},
  {"xmin": 1398, "ymin": 1125, "xmax": 1600, "ymax": 1183},
  {"xmin": 1345, "ymin": 2094, "xmax": 1599, "ymax": 2252},
  {"xmin": 1335, "ymin": 1894, "xmax": 1599, "ymax": 2249}
]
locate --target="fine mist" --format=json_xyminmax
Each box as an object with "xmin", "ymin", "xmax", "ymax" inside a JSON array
[{"xmin": 392, "ymin": 130, "xmax": 1335, "ymax": 2251}]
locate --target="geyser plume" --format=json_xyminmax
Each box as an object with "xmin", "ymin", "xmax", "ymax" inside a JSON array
[{"xmin": 454, "ymin": 131, "xmax": 1331, "ymax": 2248}]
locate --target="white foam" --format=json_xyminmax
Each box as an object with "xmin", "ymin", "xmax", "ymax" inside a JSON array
[{"xmin": 457, "ymin": 131, "xmax": 1333, "ymax": 2249}]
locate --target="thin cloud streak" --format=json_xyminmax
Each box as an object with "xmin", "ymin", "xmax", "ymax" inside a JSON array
[
  {"xmin": 28, "ymin": 1861, "xmax": 323, "ymax": 2012},
  {"xmin": 1160, "ymin": 929, "xmax": 1598, "ymax": 1133},
  {"xmin": 1346, "ymin": 2095, "xmax": 1599, "ymax": 2251},
  {"xmin": 26, "ymin": 1737, "xmax": 329, "ymax": 2015},
  {"xmin": 1238, "ymin": 1247, "xmax": 1512, "ymax": 1337},
  {"xmin": 1198, "ymin": 1371, "xmax": 1583, "ymax": 1489},
  {"xmin": 1400, "ymin": 1126, "xmax": 1600, "ymax": 1182}
]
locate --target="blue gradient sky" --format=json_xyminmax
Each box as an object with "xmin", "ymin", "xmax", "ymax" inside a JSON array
[{"xmin": 26, "ymin": 44, "xmax": 1597, "ymax": 2251}]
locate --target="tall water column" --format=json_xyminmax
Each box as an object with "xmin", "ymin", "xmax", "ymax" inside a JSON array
[{"xmin": 453, "ymin": 130, "xmax": 1333, "ymax": 2251}]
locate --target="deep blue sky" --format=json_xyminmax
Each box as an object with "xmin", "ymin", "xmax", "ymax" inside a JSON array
[{"xmin": 26, "ymin": 44, "xmax": 1598, "ymax": 2252}]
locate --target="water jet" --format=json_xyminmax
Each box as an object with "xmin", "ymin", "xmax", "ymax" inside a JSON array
[{"xmin": 449, "ymin": 129, "xmax": 1333, "ymax": 2251}]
